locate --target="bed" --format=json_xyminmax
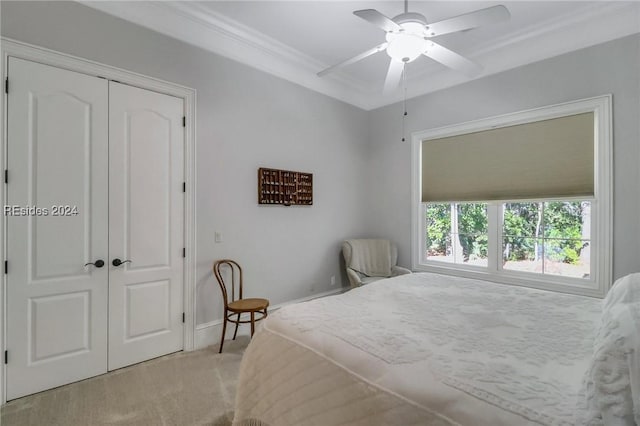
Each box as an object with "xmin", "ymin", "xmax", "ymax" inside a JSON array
[{"xmin": 232, "ymin": 272, "xmax": 640, "ymax": 426}]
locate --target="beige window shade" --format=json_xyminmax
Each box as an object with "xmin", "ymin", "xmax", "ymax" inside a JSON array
[{"xmin": 421, "ymin": 112, "xmax": 595, "ymax": 202}]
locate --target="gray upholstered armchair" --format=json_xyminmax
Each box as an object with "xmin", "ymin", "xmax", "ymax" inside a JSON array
[{"xmin": 342, "ymin": 239, "xmax": 411, "ymax": 288}]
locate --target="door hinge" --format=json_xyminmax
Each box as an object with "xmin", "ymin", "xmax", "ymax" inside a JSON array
[
  {"xmin": 182, "ymin": 247, "xmax": 186, "ymax": 258},
  {"xmin": 182, "ymin": 116, "xmax": 186, "ymax": 127},
  {"xmin": 5, "ymin": 78, "xmax": 8, "ymax": 94},
  {"xmin": 4, "ymin": 261, "xmax": 7, "ymax": 274},
  {"xmin": 4, "ymin": 350, "xmax": 7, "ymax": 364},
  {"xmin": 4, "ymin": 169, "xmax": 8, "ymax": 184},
  {"xmin": 182, "ymin": 312, "xmax": 185, "ymax": 323},
  {"xmin": 182, "ymin": 182, "xmax": 186, "ymax": 193}
]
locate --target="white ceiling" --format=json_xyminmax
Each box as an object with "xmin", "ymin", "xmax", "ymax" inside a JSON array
[{"xmin": 83, "ymin": 1, "xmax": 640, "ymax": 110}]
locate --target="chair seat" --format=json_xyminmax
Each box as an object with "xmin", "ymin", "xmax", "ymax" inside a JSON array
[{"xmin": 228, "ymin": 298, "xmax": 269, "ymax": 312}]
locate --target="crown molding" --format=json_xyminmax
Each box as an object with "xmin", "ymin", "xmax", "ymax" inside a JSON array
[
  {"xmin": 80, "ymin": 1, "xmax": 640, "ymax": 111},
  {"xmin": 81, "ymin": 1, "xmax": 376, "ymax": 109}
]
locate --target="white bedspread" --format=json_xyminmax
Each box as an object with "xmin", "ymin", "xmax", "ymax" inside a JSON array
[{"xmin": 233, "ymin": 272, "xmax": 602, "ymax": 426}]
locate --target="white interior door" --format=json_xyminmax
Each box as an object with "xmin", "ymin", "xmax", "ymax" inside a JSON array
[
  {"xmin": 6, "ymin": 57, "xmax": 109, "ymax": 399},
  {"xmin": 108, "ymin": 82, "xmax": 184, "ymax": 370}
]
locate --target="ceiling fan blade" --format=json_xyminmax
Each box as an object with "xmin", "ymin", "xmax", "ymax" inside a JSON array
[
  {"xmin": 423, "ymin": 42, "xmax": 482, "ymax": 77},
  {"xmin": 317, "ymin": 42, "xmax": 388, "ymax": 77},
  {"xmin": 354, "ymin": 9, "xmax": 402, "ymax": 33},
  {"xmin": 383, "ymin": 59, "xmax": 404, "ymax": 95},
  {"xmin": 426, "ymin": 5, "xmax": 510, "ymax": 37}
]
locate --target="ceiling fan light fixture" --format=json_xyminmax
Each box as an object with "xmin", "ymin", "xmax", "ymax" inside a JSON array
[
  {"xmin": 385, "ymin": 24, "xmax": 428, "ymax": 63},
  {"xmin": 318, "ymin": 4, "xmax": 510, "ymax": 87}
]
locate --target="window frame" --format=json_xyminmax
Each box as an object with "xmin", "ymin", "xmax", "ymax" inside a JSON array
[{"xmin": 411, "ymin": 96, "xmax": 612, "ymax": 297}]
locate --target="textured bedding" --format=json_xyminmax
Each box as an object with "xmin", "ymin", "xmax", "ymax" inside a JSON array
[
  {"xmin": 233, "ymin": 272, "xmax": 602, "ymax": 426},
  {"xmin": 576, "ymin": 273, "xmax": 640, "ymax": 426}
]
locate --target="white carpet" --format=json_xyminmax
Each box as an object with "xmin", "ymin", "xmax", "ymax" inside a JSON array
[{"xmin": 1, "ymin": 337, "xmax": 249, "ymax": 426}]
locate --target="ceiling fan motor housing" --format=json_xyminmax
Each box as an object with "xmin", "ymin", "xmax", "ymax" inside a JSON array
[
  {"xmin": 386, "ymin": 13, "xmax": 430, "ymax": 63},
  {"xmin": 393, "ymin": 12, "xmax": 428, "ymax": 26}
]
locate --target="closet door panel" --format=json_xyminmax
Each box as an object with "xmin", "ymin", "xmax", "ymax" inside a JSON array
[
  {"xmin": 6, "ymin": 57, "xmax": 109, "ymax": 400},
  {"xmin": 126, "ymin": 109, "xmax": 171, "ymax": 269},
  {"xmin": 33, "ymin": 92, "xmax": 92, "ymax": 278},
  {"xmin": 108, "ymin": 82, "xmax": 184, "ymax": 370}
]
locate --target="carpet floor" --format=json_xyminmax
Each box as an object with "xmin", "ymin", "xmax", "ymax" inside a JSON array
[{"xmin": 1, "ymin": 337, "xmax": 250, "ymax": 426}]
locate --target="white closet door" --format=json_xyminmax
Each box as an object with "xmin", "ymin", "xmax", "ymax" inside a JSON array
[
  {"xmin": 6, "ymin": 58, "xmax": 109, "ymax": 399},
  {"xmin": 108, "ymin": 82, "xmax": 184, "ymax": 370}
]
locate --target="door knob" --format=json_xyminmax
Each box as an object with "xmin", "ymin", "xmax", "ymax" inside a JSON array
[
  {"xmin": 112, "ymin": 258, "xmax": 132, "ymax": 267},
  {"xmin": 84, "ymin": 259, "xmax": 105, "ymax": 268}
]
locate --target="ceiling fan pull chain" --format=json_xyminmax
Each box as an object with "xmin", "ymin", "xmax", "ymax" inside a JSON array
[{"xmin": 401, "ymin": 62, "xmax": 408, "ymax": 142}]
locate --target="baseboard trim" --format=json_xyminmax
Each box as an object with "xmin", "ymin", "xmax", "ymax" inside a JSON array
[{"xmin": 194, "ymin": 287, "xmax": 346, "ymax": 349}]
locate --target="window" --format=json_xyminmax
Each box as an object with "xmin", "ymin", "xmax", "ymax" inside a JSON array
[
  {"xmin": 411, "ymin": 96, "xmax": 612, "ymax": 297},
  {"xmin": 426, "ymin": 203, "xmax": 488, "ymax": 266},
  {"xmin": 425, "ymin": 201, "xmax": 591, "ymax": 277},
  {"xmin": 502, "ymin": 201, "xmax": 590, "ymax": 279}
]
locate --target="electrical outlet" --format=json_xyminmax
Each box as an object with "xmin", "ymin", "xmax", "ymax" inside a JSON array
[
  {"xmin": 214, "ymin": 232, "xmax": 223, "ymax": 243},
  {"xmin": 330, "ymin": 275, "xmax": 336, "ymax": 286}
]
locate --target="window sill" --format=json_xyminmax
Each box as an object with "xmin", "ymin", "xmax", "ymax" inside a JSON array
[{"xmin": 413, "ymin": 262, "xmax": 605, "ymax": 298}]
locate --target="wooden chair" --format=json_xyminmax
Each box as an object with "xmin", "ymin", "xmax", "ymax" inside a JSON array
[{"xmin": 213, "ymin": 259, "xmax": 269, "ymax": 353}]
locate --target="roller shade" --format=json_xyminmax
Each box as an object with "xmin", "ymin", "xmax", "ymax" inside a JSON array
[{"xmin": 421, "ymin": 112, "xmax": 595, "ymax": 202}]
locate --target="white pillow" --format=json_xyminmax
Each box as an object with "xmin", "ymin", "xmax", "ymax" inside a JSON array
[
  {"xmin": 603, "ymin": 273, "xmax": 640, "ymax": 312},
  {"xmin": 576, "ymin": 273, "xmax": 640, "ymax": 425}
]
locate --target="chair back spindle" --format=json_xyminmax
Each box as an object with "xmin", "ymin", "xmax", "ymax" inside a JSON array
[{"xmin": 213, "ymin": 259, "xmax": 244, "ymax": 307}]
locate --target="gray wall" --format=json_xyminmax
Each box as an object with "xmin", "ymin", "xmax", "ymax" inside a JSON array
[
  {"xmin": 367, "ymin": 34, "xmax": 640, "ymax": 281},
  {"xmin": 1, "ymin": 1, "xmax": 371, "ymax": 325}
]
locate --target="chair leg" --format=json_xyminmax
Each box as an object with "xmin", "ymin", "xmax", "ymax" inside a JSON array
[
  {"xmin": 219, "ymin": 312, "xmax": 227, "ymax": 354},
  {"xmin": 232, "ymin": 313, "xmax": 240, "ymax": 340},
  {"xmin": 250, "ymin": 311, "xmax": 255, "ymax": 337}
]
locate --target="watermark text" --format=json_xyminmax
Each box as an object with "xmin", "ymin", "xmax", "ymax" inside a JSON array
[{"xmin": 4, "ymin": 205, "xmax": 79, "ymax": 216}]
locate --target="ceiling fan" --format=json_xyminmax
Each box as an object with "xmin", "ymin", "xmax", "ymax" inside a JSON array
[{"xmin": 317, "ymin": 2, "xmax": 510, "ymax": 93}]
